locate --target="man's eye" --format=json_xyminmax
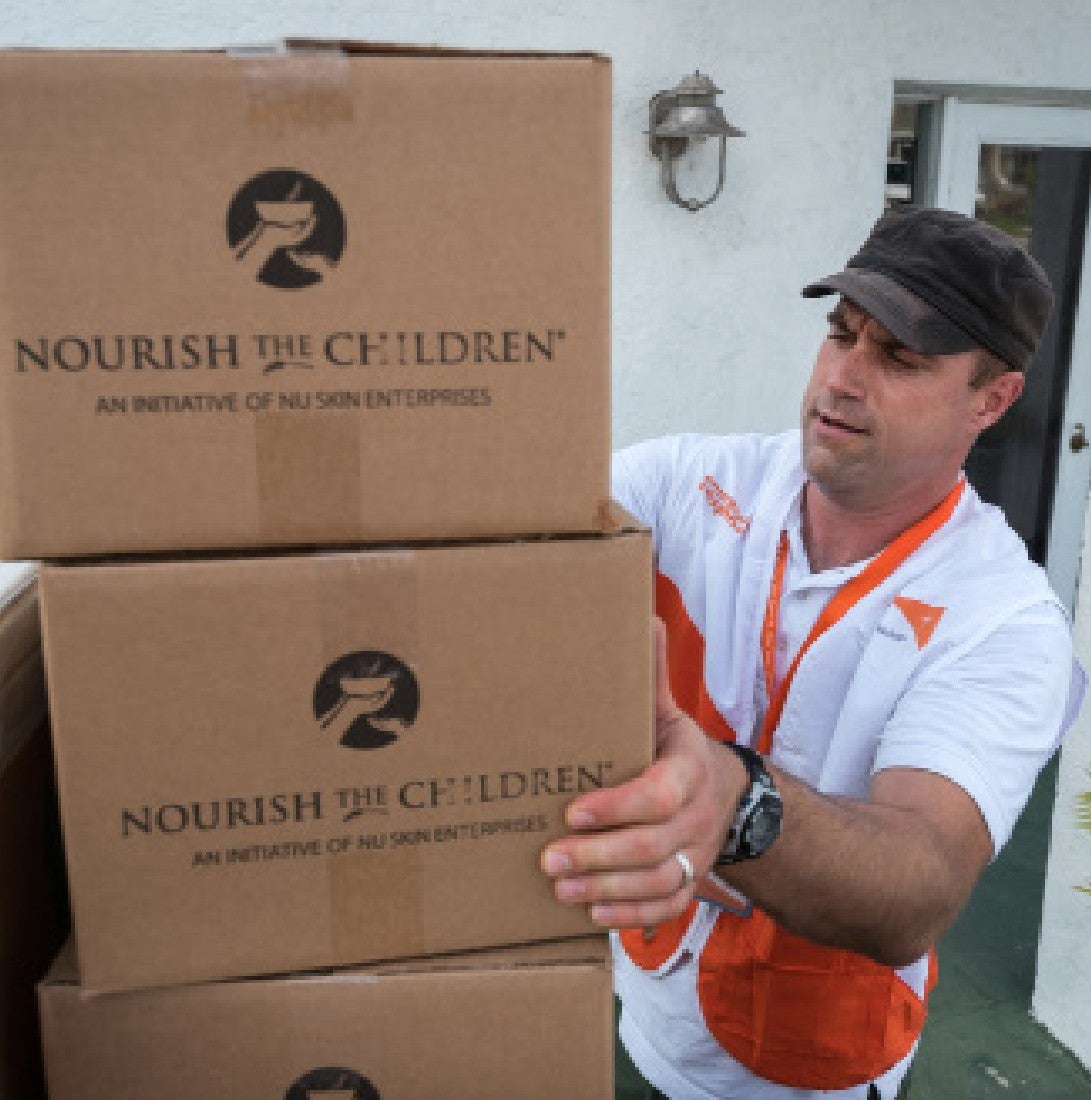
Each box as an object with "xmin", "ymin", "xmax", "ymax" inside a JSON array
[
  {"xmin": 828, "ymin": 327, "xmax": 853, "ymax": 344},
  {"xmin": 886, "ymin": 349, "xmax": 921, "ymax": 370}
]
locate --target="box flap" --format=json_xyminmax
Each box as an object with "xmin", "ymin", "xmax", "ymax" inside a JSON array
[
  {"xmin": 0, "ymin": 41, "xmax": 610, "ymax": 64},
  {"xmin": 42, "ymin": 933, "xmax": 609, "ymax": 991},
  {"xmin": 343, "ymin": 933, "xmax": 611, "ymax": 978},
  {"xmin": 278, "ymin": 39, "xmax": 611, "ymax": 63}
]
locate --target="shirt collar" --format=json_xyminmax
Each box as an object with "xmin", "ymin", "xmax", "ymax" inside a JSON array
[{"xmin": 785, "ymin": 489, "xmax": 875, "ymax": 592}]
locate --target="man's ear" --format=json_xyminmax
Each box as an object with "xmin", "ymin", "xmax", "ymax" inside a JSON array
[{"xmin": 974, "ymin": 371, "xmax": 1024, "ymax": 432}]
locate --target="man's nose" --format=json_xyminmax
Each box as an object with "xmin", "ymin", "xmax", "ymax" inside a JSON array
[{"xmin": 826, "ymin": 338, "xmax": 869, "ymax": 398}]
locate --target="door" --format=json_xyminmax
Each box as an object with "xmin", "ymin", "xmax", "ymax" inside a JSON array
[
  {"xmin": 935, "ymin": 101, "xmax": 1091, "ymax": 612},
  {"xmin": 930, "ymin": 100, "xmax": 1091, "ymax": 1083}
]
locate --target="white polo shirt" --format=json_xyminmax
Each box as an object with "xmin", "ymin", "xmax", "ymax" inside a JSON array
[{"xmin": 610, "ymin": 431, "xmax": 1084, "ymax": 1100}]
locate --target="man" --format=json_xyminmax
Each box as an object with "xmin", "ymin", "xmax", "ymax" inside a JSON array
[{"xmin": 539, "ymin": 206, "xmax": 1086, "ymax": 1100}]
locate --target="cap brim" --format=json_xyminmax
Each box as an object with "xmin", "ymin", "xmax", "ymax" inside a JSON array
[{"xmin": 801, "ymin": 268, "xmax": 979, "ymax": 356}]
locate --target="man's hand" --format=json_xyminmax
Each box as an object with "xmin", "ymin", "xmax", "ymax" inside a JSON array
[
  {"xmin": 540, "ymin": 617, "xmax": 995, "ymax": 965},
  {"xmin": 540, "ymin": 619, "xmax": 747, "ymax": 928}
]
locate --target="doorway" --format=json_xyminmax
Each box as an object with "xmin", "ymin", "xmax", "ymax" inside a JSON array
[
  {"xmin": 934, "ymin": 101, "xmax": 1091, "ymax": 613},
  {"xmin": 886, "ymin": 96, "xmax": 1091, "ymax": 1096}
]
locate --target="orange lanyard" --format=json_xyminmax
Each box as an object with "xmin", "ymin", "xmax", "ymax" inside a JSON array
[{"xmin": 756, "ymin": 479, "xmax": 965, "ymax": 756}]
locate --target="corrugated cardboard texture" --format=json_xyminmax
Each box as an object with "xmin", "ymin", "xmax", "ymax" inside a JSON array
[
  {"xmin": 0, "ymin": 47, "xmax": 610, "ymax": 556},
  {"xmin": 41, "ymin": 530, "xmax": 652, "ymax": 991},
  {"xmin": 39, "ymin": 935, "xmax": 613, "ymax": 1100}
]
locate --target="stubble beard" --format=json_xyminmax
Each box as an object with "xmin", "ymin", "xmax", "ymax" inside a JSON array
[{"xmin": 801, "ymin": 417, "xmax": 879, "ymax": 510}]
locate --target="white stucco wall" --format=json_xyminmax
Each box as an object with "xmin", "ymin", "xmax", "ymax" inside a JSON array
[{"xmin": 6, "ymin": 0, "xmax": 1091, "ymax": 1067}]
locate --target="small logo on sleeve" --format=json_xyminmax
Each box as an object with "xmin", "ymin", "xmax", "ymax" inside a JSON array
[{"xmin": 699, "ymin": 475, "xmax": 752, "ymax": 534}]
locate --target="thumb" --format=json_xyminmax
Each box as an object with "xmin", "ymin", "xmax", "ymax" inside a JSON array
[{"xmin": 653, "ymin": 616, "xmax": 680, "ymax": 724}]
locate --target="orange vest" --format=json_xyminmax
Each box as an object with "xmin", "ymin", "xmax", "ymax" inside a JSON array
[{"xmin": 621, "ymin": 906, "xmax": 937, "ymax": 1091}]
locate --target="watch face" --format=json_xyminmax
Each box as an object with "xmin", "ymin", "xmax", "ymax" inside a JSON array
[
  {"xmin": 744, "ymin": 795, "xmax": 783, "ymax": 854},
  {"xmin": 718, "ymin": 747, "xmax": 783, "ymax": 864}
]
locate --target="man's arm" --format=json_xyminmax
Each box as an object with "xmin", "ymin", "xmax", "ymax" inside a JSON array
[
  {"xmin": 540, "ymin": 620, "xmax": 994, "ymax": 968},
  {"xmin": 728, "ymin": 765, "xmax": 992, "ymax": 965}
]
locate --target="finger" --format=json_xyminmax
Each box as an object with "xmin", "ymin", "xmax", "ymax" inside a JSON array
[
  {"xmin": 653, "ymin": 617, "xmax": 680, "ymax": 723},
  {"xmin": 552, "ymin": 854, "xmax": 692, "ymax": 905},
  {"xmin": 587, "ymin": 893, "xmax": 696, "ymax": 930},
  {"xmin": 542, "ymin": 817, "xmax": 685, "ymax": 877},
  {"xmin": 558, "ymin": 752, "xmax": 701, "ymax": 833}
]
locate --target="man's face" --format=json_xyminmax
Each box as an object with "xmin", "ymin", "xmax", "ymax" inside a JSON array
[{"xmin": 800, "ymin": 298, "xmax": 1022, "ymax": 512}]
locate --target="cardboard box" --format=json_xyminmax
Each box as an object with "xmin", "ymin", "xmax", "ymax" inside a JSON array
[
  {"xmin": 40, "ymin": 521, "xmax": 652, "ymax": 992},
  {"xmin": 0, "ymin": 572, "xmax": 69, "ymax": 1100},
  {"xmin": 0, "ymin": 44, "xmax": 611, "ymax": 557},
  {"xmin": 39, "ymin": 935, "xmax": 614, "ymax": 1100}
]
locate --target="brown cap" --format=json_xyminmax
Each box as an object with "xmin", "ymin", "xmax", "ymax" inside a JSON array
[{"xmin": 802, "ymin": 206, "xmax": 1054, "ymax": 372}]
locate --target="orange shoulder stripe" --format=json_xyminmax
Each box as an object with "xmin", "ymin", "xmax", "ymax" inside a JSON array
[{"xmin": 655, "ymin": 571, "xmax": 736, "ymax": 743}]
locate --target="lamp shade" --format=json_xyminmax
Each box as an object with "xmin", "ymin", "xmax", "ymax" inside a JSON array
[{"xmin": 653, "ymin": 101, "xmax": 744, "ymax": 140}]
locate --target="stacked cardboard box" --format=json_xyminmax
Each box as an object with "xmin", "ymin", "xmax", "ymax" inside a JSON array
[
  {"xmin": 38, "ymin": 532, "xmax": 652, "ymax": 992},
  {"xmin": 39, "ymin": 937, "xmax": 616, "ymax": 1100},
  {"xmin": 0, "ymin": 43, "xmax": 652, "ymax": 1097},
  {"xmin": 0, "ymin": 42, "xmax": 613, "ymax": 558}
]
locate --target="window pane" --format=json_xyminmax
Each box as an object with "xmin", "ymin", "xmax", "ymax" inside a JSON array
[
  {"xmin": 974, "ymin": 145, "xmax": 1041, "ymax": 246},
  {"xmin": 886, "ymin": 101, "xmax": 923, "ymax": 207}
]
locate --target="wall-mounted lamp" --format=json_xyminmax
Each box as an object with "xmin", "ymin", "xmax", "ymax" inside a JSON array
[{"xmin": 648, "ymin": 72, "xmax": 744, "ymax": 212}]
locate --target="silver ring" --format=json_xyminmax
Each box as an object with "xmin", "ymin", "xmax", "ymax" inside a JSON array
[{"xmin": 674, "ymin": 850, "xmax": 695, "ymax": 889}]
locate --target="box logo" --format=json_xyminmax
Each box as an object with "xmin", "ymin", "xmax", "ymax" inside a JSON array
[
  {"xmin": 314, "ymin": 651, "xmax": 420, "ymax": 750},
  {"xmin": 228, "ymin": 168, "xmax": 346, "ymax": 289},
  {"xmin": 284, "ymin": 1067, "xmax": 380, "ymax": 1100}
]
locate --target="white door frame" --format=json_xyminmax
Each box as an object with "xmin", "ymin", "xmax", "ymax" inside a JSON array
[{"xmin": 935, "ymin": 99, "xmax": 1091, "ymax": 613}]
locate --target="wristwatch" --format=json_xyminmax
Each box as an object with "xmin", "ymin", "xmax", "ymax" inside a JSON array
[{"xmin": 715, "ymin": 742, "xmax": 783, "ymax": 864}]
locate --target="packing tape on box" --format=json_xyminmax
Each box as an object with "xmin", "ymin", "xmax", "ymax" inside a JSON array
[
  {"xmin": 254, "ymin": 409, "xmax": 364, "ymax": 545},
  {"xmin": 314, "ymin": 551, "xmax": 430, "ymax": 957},
  {"xmin": 232, "ymin": 42, "xmax": 354, "ymax": 132},
  {"xmin": 239, "ymin": 44, "xmax": 359, "ymax": 538}
]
